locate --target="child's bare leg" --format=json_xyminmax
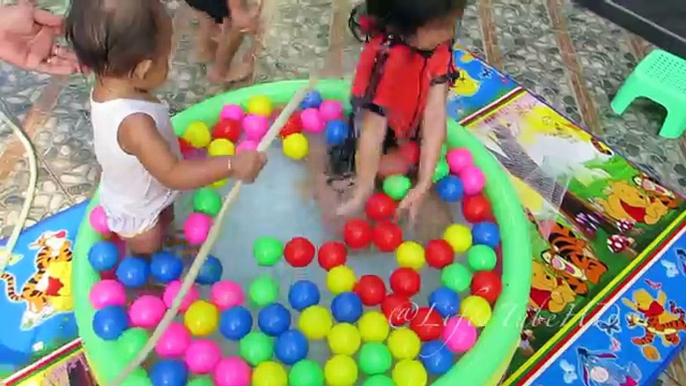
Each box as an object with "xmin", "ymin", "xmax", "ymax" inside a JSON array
[
  {"xmin": 209, "ymin": 20, "xmax": 247, "ymax": 83},
  {"xmin": 412, "ymin": 192, "xmax": 453, "ymax": 244},
  {"xmin": 193, "ymin": 11, "xmax": 219, "ymax": 63}
]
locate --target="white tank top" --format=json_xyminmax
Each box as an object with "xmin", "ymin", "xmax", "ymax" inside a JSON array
[{"xmin": 91, "ymin": 96, "xmax": 182, "ymax": 226}]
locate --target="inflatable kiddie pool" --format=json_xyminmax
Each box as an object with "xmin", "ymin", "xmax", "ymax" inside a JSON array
[{"xmin": 73, "ymin": 79, "xmax": 531, "ymax": 386}]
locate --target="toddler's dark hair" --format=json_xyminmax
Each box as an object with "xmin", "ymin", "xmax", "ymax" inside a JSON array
[
  {"xmin": 356, "ymin": 0, "xmax": 466, "ymax": 38},
  {"xmin": 65, "ymin": 0, "xmax": 162, "ymax": 77}
]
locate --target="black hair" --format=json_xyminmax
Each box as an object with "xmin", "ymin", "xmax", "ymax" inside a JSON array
[
  {"xmin": 355, "ymin": 0, "xmax": 467, "ymax": 38},
  {"xmin": 65, "ymin": 0, "xmax": 163, "ymax": 77}
]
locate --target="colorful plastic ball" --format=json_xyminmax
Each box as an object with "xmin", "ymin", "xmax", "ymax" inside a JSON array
[
  {"xmin": 467, "ymin": 244, "xmax": 497, "ymax": 271},
  {"xmin": 253, "ymin": 361, "xmax": 287, "ymax": 386},
  {"xmin": 390, "ymin": 267, "xmax": 421, "ymax": 297},
  {"xmin": 288, "ymin": 280, "xmax": 320, "ymax": 311},
  {"xmin": 462, "ymin": 194, "xmax": 493, "ymax": 223},
  {"xmin": 247, "ymin": 95, "xmax": 273, "ymax": 117},
  {"xmin": 258, "ymin": 303, "xmax": 291, "ymax": 336},
  {"xmin": 178, "ymin": 137, "xmax": 195, "ymax": 156},
  {"xmin": 129, "ymin": 295, "xmax": 166, "ymax": 328},
  {"xmin": 220, "ymin": 104, "xmax": 245, "ymax": 121},
  {"xmin": 197, "ymin": 255, "xmax": 223, "ymax": 285},
  {"xmin": 289, "ymin": 359, "xmax": 324, "ymax": 386},
  {"xmin": 236, "ymin": 140, "xmax": 258, "ymax": 154},
  {"xmin": 318, "ymin": 241, "xmax": 347, "ymax": 270},
  {"xmin": 211, "ymin": 280, "xmax": 244, "ymax": 310},
  {"xmin": 331, "ymin": 292, "xmax": 363, "ymax": 323},
  {"xmin": 89, "ymin": 205, "xmax": 110, "ymax": 234},
  {"xmin": 442, "ymin": 317, "xmax": 477, "ymax": 353},
  {"xmin": 436, "ymin": 175, "xmax": 464, "ymax": 202},
  {"xmin": 119, "ymin": 328, "xmax": 150, "ymax": 363},
  {"xmin": 392, "ymin": 360, "xmax": 427, "ymax": 386},
  {"xmin": 359, "ymin": 342, "xmax": 392, "ymax": 375},
  {"xmin": 214, "ymin": 357, "xmax": 251, "ymax": 386},
  {"xmin": 239, "ymin": 332, "xmax": 274, "ymax": 366},
  {"xmin": 425, "ymin": 239, "xmax": 455, "ymax": 269},
  {"xmin": 471, "ymin": 270, "xmax": 502, "ymax": 303},
  {"xmin": 184, "ymin": 122, "xmax": 212, "ymax": 148},
  {"xmin": 150, "ymin": 359, "xmax": 188, "ymax": 386},
  {"xmin": 398, "ymin": 141, "xmax": 420, "ymax": 166},
  {"xmin": 472, "ymin": 222, "xmax": 500, "ymax": 248},
  {"xmin": 243, "ymin": 114, "xmax": 270, "ymax": 141},
  {"xmin": 208, "ymin": 138, "xmax": 236, "ymax": 157},
  {"xmin": 93, "ymin": 306, "xmax": 129, "ymax": 340},
  {"xmin": 213, "ymin": 119, "xmax": 242, "ymax": 143},
  {"xmin": 387, "ymin": 328, "xmax": 421, "ymax": 360},
  {"xmin": 343, "ymin": 219, "xmax": 373, "ymax": 249},
  {"xmin": 150, "ymin": 251, "xmax": 184, "ymax": 284},
  {"xmin": 429, "ymin": 287, "xmax": 460, "ymax": 318},
  {"xmin": 280, "ymin": 114, "xmax": 303, "ymax": 137},
  {"xmin": 284, "ymin": 237, "xmax": 316, "ymax": 267},
  {"xmin": 275, "ymin": 329, "xmax": 309, "ymax": 365},
  {"xmin": 432, "ymin": 159, "xmax": 450, "ymax": 182},
  {"xmin": 300, "ymin": 90, "xmax": 323, "ymax": 109},
  {"xmin": 185, "ymin": 300, "xmax": 220, "ymax": 337},
  {"xmin": 188, "ymin": 377, "xmax": 214, "ymax": 386},
  {"xmin": 253, "ymin": 236, "xmax": 284, "ymax": 266},
  {"xmin": 365, "ymin": 193, "xmax": 396, "ymax": 221},
  {"xmin": 460, "ymin": 295, "xmax": 492, "ymax": 327},
  {"xmin": 364, "ymin": 375, "xmax": 395, "ymax": 386},
  {"xmin": 372, "ymin": 221, "xmax": 403, "ymax": 252},
  {"xmin": 319, "ymin": 100, "xmax": 344, "ymax": 121},
  {"xmin": 185, "ymin": 339, "xmax": 222, "ymax": 374},
  {"xmin": 184, "ymin": 212, "xmax": 213, "ymax": 246},
  {"xmin": 409, "ymin": 307, "xmax": 444, "ymax": 341},
  {"xmin": 446, "ymin": 148, "xmax": 473, "ymax": 174},
  {"xmin": 220, "ymin": 306, "xmax": 253, "ymax": 340},
  {"xmin": 209, "ymin": 178, "xmax": 227, "ymax": 189},
  {"xmin": 381, "ymin": 293, "xmax": 415, "ymax": 327},
  {"xmin": 324, "ymin": 355, "xmax": 358, "ymax": 386},
  {"xmin": 156, "ymin": 322, "xmax": 192, "ymax": 358},
  {"xmin": 383, "ymin": 175, "xmax": 412, "ymax": 200},
  {"xmin": 420, "ymin": 340, "xmax": 454, "ymax": 375},
  {"xmin": 249, "ymin": 276, "xmax": 279, "ymax": 307},
  {"xmin": 354, "ymin": 275, "xmax": 386, "ymax": 306},
  {"xmin": 328, "ymin": 323, "xmax": 361, "ymax": 356},
  {"xmin": 443, "ymin": 224, "xmax": 473, "ymax": 253},
  {"xmin": 326, "ymin": 265, "xmax": 356, "ymax": 295},
  {"xmin": 121, "ymin": 367, "xmax": 153, "ymax": 386},
  {"xmin": 163, "ymin": 280, "xmax": 200, "ymax": 312},
  {"xmin": 88, "ymin": 241, "xmax": 119, "ymax": 271},
  {"xmin": 441, "ymin": 263, "xmax": 473, "ymax": 292},
  {"xmin": 357, "ymin": 311, "xmax": 390, "ymax": 342},
  {"xmin": 396, "ymin": 241, "xmax": 426, "ymax": 270},
  {"xmin": 89, "ymin": 279, "xmax": 127, "ymax": 309},
  {"xmin": 325, "ymin": 120, "xmax": 348, "ymax": 146},
  {"xmin": 460, "ymin": 165, "xmax": 486, "ymax": 196},
  {"xmin": 297, "ymin": 305, "xmax": 333, "ymax": 340},
  {"xmin": 116, "ymin": 256, "xmax": 150, "ymax": 288},
  {"xmin": 301, "ymin": 108, "xmax": 324, "ymax": 133}
]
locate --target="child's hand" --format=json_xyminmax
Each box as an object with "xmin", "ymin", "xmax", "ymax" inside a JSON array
[
  {"xmin": 398, "ymin": 183, "xmax": 430, "ymax": 224},
  {"xmin": 336, "ymin": 183, "xmax": 374, "ymax": 217},
  {"xmin": 231, "ymin": 150, "xmax": 267, "ymax": 183}
]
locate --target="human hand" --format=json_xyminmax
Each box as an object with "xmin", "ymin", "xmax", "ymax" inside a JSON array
[
  {"xmin": 230, "ymin": 150, "xmax": 267, "ymax": 183},
  {"xmin": 398, "ymin": 183, "xmax": 431, "ymax": 225},
  {"xmin": 335, "ymin": 182, "xmax": 373, "ymax": 217}
]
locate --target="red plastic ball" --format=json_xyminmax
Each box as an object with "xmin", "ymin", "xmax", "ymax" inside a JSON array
[
  {"xmin": 462, "ymin": 194, "xmax": 494, "ymax": 224},
  {"xmin": 390, "ymin": 267, "xmax": 421, "ymax": 297},
  {"xmin": 343, "ymin": 219, "xmax": 373, "ymax": 249},
  {"xmin": 213, "ymin": 119, "xmax": 242, "ymax": 143},
  {"xmin": 471, "ymin": 270, "xmax": 502, "ymax": 303},
  {"xmin": 101, "ymin": 268, "xmax": 117, "ymax": 280},
  {"xmin": 317, "ymin": 241, "xmax": 348, "ymax": 271},
  {"xmin": 381, "ymin": 293, "xmax": 415, "ymax": 327},
  {"xmin": 425, "ymin": 239, "xmax": 454, "ymax": 269},
  {"xmin": 409, "ymin": 307, "xmax": 444, "ymax": 341},
  {"xmin": 354, "ymin": 275, "xmax": 387, "ymax": 306},
  {"xmin": 284, "ymin": 237, "xmax": 316, "ymax": 267},
  {"xmin": 398, "ymin": 141, "xmax": 420, "ymax": 165},
  {"xmin": 365, "ymin": 193, "xmax": 397, "ymax": 221},
  {"xmin": 280, "ymin": 114, "xmax": 303, "ymax": 137},
  {"xmin": 372, "ymin": 221, "xmax": 403, "ymax": 252},
  {"xmin": 178, "ymin": 138, "xmax": 194, "ymax": 154}
]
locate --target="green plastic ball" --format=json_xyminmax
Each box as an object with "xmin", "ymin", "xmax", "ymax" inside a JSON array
[
  {"xmin": 121, "ymin": 367, "xmax": 152, "ymax": 386},
  {"xmin": 253, "ymin": 236, "xmax": 284, "ymax": 266},
  {"xmin": 239, "ymin": 331, "xmax": 274, "ymax": 366},
  {"xmin": 358, "ymin": 342, "xmax": 392, "ymax": 375},
  {"xmin": 118, "ymin": 328, "xmax": 150, "ymax": 363},
  {"xmin": 289, "ymin": 359, "xmax": 325, "ymax": 386},
  {"xmin": 364, "ymin": 374, "xmax": 395, "ymax": 386},
  {"xmin": 383, "ymin": 175, "xmax": 412, "ymax": 200},
  {"xmin": 441, "ymin": 263, "xmax": 473, "ymax": 292},
  {"xmin": 193, "ymin": 187, "xmax": 222, "ymax": 217},
  {"xmin": 432, "ymin": 159, "xmax": 450, "ymax": 182},
  {"xmin": 187, "ymin": 377, "xmax": 215, "ymax": 386},
  {"xmin": 467, "ymin": 244, "xmax": 497, "ymax": 271},
  {"xmin": 440, "ymin": 143, "xmax": 448, "ymax": 159},
  {"xmin": 249, "ymin": 276, "xmax": 279, "ymax": 306}
]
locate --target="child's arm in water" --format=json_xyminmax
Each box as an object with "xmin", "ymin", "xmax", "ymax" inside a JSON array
[{"xmin": 118, "ymin": 113, "xmax": 266, "ymax": 190}]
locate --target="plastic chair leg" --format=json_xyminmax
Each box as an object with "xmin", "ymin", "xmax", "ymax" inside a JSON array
[
  {"xmin": 658, "ymin": 109, "xmax": 686, "ymax": 139},
  {"xmin": 611, "ymin": 78, "xmax": 640, "ymax": 115}
]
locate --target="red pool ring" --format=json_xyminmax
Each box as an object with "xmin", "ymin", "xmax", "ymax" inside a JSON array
[
  {"xmin": 381, "ymin": 293, "xmax": 415, "ymax": 327},
  {"xmin": 284, "ymin": 237, "xmax": 316, "ymax": 267},
  {"xmin": 354, "ymin": 275, "xmax": 386, "ymax": 306},
  {"xmin": 390, "ymin": 267, "xmax": 421, "ymax": 297},
  {"xmin": 398, "ymin": 141, "xmax": 420, "ymax": 165},
  {"xmin": 462, "ymin": 194, "xmax": 493, "ymax": 224},
  {"xmin": 213, "ymin": 119, "xmax": 242, "ymax": 143},
  {"xmin": 343, "ymin": 219, "xmax": 373, "ymax": 249},
  {"xmin": 280, "ymin": 114, "xmax": 303, "ymax": 137},
  {"xmin": 409, "ymin": 307, "xmax": 444, "ymax": 341},
  {"xmin": 372, "ymin": 221, "xmax": 403, "ymax": 252},
  {"xmin": 365, "ymin": 193, "xmax": 397, "ymax": 221},
  {"xmin": 318, "ymin": 241, "xmax": 348, "ymax": 270},
  {"xmin": 425, "ymin": 239, "xmax": 454, "ymax": 269},
  {"xmin": 471, "ymin": 270, "xmax": 502, "ymax": 303}
]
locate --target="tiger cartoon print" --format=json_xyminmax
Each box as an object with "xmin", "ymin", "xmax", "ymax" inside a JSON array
[{"xmin": 0, "ymin": 230, "xmax": 73, "ymax": 329}]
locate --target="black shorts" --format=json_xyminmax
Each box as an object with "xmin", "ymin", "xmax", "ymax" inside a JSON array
[{"xmin": 186, "ymin": 0, "xmax": 230, "ymax": 24}]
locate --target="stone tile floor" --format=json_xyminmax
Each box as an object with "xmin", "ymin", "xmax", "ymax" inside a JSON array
[{"xmin": 0, "ymin": 0, "xmax": 685, "ymax": 383}]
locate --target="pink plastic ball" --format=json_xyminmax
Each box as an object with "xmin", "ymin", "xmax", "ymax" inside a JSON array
[
  {"xmin": 184, "ymin": 212, "xmax": 213, "ymax": 246},
  {"xmin": 319, "ymin": 100, "xmax": 344, "ymax": 121},
  {"xmin": 185, "ymin": 339, "xmax": 222, "ymax": 374},
  {"xmin": 214, "ymin": 357, "xmax": 251, "ymax": 386},
  {"xmin": 460, "ymin": 166, "xmax": 486, "ymax": 196},
  {"xmin": 236, "ymin": 140, "xmax": 258, "ymax": 154},
  {"xmin": 156, "ymin": 322, "xmax": 192, "ymax": 358},
  {"xmin": 89, "ymin": 206, "xmax": 110, "ymax": 235},
  {"xmin": 442, "ymin": 317, "xmax": 477, "ymax": 353},
  {"xmin": 300, "ymin": 108, "xmax": 324, "ymax": 133},
  {"xmin": 163, "ymin": 280, "xmax": 200, "ymax": 312},
  {"xmin": 243, "ymin": 114, "xmax": 269, "ymax": 141},
  {"xmin": 210, "ymin": 280, "xmax": 244, "ymax": 311},
  {"xmin": 129, "ymin": 295, "xmax": 166, "ymax": 328},
  {"xmin": 89, "ymin": 279, "xmax": 127, "ymax": 309},
  {"xmin": 220, "ymin": 104, "xmax": 244, "ymax": 121},
  {"xmin": 446, "ymin": 148, "xmax": 473, "ymax": 175}
]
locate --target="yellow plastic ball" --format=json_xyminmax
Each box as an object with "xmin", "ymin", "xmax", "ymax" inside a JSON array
[
  {"xmin": 183, "ymin": 121, "xmax": 212, "ymax": 148},
  {"xmin": 357, "ymin": 311, "xmax": 390, "ymax": 342},
  {"xmin": 460, "ymin": 295, "xmax": 493, "ymax": 327},
  {"xmin": 253, "ymin": 361, "xmax": 288, "ymax": 386},
  {"xmin": 396, "ymin": 241, "xmax": 426, "ymax": 270},
  {"xmin": 207, "ymin": 138, "xmax": 236, "ymax": 156},
  {"xmin": 328, "ymin": 323, "xmax": 361, "ymax": 355},
  {"xmin": 247, "ymin": 95, "xmax": 273, "ymax": 117},
  {"xmin": 209, "ymin": 179, "xmax": 227, "ymax": 189},
  {"xmin": 324, "ymin": 355, "xmax": 358, "ymax": 386},
  {"xmin": 326, "ymin": 266, "xmax": 356, "ymax": 295},
  {"xmin": 443, "ymin": 224, "xmax": 473, "ymax": 253},
  {"xmin": 392, "ymin": 360, "xmax": 428, "ymax": 386},
  {"xmin": 282, "ymin": 133, "xmax": 309, "ymax": 160},
  {"xmin": 298, "ymin": 305, "xmax": 333, "ymax": 340},
  {"xmin": 183, "ymin": 300, "xmax": 219, "ymax": 337},
  {"xmin": 387, "ymin": 328, "xmax": 421, "ymax": 360}
]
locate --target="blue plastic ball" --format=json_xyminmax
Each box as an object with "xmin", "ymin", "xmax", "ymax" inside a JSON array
[
  {"xmin": 436, "ymin": 175, "xmax": 464, "ymax": 202},
  {"xmin": 88, "ymin": 241, "xmax": 119, "ymax": 271},
  {"xmin": 325, "ymin": 120, "xmax": 349, "ymax": 146},
  {"xmin": 288, "ymin": 280, "xmax": 320, "ymax": 311},
  {"xmin": 150, "ymin": 359, "xmax": 188, "ymax": 386},
  {"xmin": 258, "ymin": 303, "xmax": 291, "ymax": 336},
  {"xmin": 275, "ymin": 329, "xmax": 309, "ymax": 365},
  {"xmin": 428, "ymin": 287, "xmax": 460, "ymax": 318},
  {"xmin": 116, "ymin": 256, "xmax": 150, "ymax": 288},
  {"xmin": 150, "ymin": 251, "xmax": 183, "ymax": 284},
  {"xmin": 472, "ymin": 222, "xmax": 501, "ymax": 248},
  {"xmin": 331, "ymin": 292, "xmax": 363, "ymax": 323},
  {"xmin": 93, "ymin": 306, "xmax": 129, "ymax": 340},
  {"xmin": 219, "ymin": 306, "xmax": 253, "ymax": 341},
  {"xmin": 196, "ymin": 255, "xmax": 223, "ymax": 285},
  {"xmin": 420, "ymin": 341, "xmax": 454, "ymax": 375},
  {"xmin": 300, "ymin": 90, "xmax": 323, "ymax": 109}
]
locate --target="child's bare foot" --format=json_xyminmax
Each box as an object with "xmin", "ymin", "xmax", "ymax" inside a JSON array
[{"xmin": 413, "ymin": 192, "xmax": 453, "ymax": 244}]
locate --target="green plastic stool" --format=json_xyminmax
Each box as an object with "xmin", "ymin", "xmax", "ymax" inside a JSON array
[{"xmin": 611, "ymin": 49, "xmax": 686, "ymax": 139}]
